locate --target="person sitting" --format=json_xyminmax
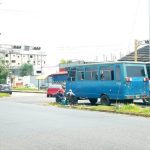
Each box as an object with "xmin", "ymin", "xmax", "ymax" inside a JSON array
[
  {"xmin": 66, "ymin": 89, "xmax": 77, "ymax": 105},
  {"xmin": 55, "ymin": 90, "xmax": 64, "ymax": 103}
]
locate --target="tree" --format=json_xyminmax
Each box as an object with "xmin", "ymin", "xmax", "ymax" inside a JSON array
[
  {"xmin": 67, "ymin": 60, "xmax": 72, "ymax": 63},
  {"xmin": 59, "ymin": 59, "xmax": 73, "ymax": 64},
  {"xmin": 0, "ymin": 58, "xmax": 9, "ymax": 83},
  {"xmin": 59, "ymin": 59, "xmax": 67, "ymax": 64},
  {"xmin": 20, "ymin": 63, "xmax": 33, "ymax": 76}
]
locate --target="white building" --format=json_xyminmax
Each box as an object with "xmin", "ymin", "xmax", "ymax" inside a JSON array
[{"xmin": 0, "ymin": 44, "xmax": 47, "ymax": 75}]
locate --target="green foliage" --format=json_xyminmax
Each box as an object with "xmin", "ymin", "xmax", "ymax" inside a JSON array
[
  {"xmin": 66, "ymin": 60, "xmax": 72, "ymax": 63},
  {"xmin": 14, "ymin": 87, "xmax": 38, "ymax": 91},
  {"xmin": 59, "ymin": 59, "xmax": 73, "ymax": 64},
  {"xmin": 48, "ymin": 103, "xmax": 150, "ymax": 117},
  {"xmin": 20, "ymin": 63, "xmax": 33, "ymax": 76},
  {"xmin": 0, "ymin": 58, "xmax": 9, "ymax": 83},
  {"xmin": 0, "ymin": 93, "xmax": 10, "ymax": 97},
  {"xmin": 59, "ymin": 59, "xmax": 67, "ymax": 64}
]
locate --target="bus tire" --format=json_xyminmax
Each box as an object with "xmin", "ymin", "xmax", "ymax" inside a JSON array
[
  {"xmin": 100, "ymin": 95, "xmax": 111, "ymax": 106},
  {"xmin": 73, "ymin": 97, "xmax": 78, "ymax": 104},
  {"xmin": 89, "ymin": 98, "xmax": 97, "ymax": 105},
  {"xmin": 125, "ymin": 99, "xmax": 133, "ymax": 104},
  {"xmin": 143, "ymin": 98, "xmax": 150, "ymax": 105}
]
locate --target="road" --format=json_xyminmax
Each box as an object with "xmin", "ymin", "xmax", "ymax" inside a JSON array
[{"xmin": 0, "ymin": 93, "xmax": 150, "ymax": 150}]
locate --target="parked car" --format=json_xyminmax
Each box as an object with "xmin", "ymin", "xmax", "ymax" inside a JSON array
[
  {"xmin": 40, "ymin": 84, "xmax": 48, "ymax": 90},
  {"xmin": 0, "ymin": 84, "xmax": 12, "ymax": 95},
  {"xmin": 24, "ymin": 83, "xmax": 37, "ymax": 89},
  {"xmin": 47, "ymin": 84, "xmax": 64, "ymax": 97}
]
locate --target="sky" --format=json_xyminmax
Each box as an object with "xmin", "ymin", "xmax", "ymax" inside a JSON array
[{"xmin": 0, "ymin": 0, "xmax": 149, "ymax": 66}]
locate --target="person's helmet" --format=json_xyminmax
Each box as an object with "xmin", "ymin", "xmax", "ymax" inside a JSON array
[{"xmin": 69, "ymin": 89, "xmax": 72, "ymax": 92}]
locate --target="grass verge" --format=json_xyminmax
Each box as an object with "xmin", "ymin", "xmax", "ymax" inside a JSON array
[
  {"xmin": 0, "ymin": 93, "xmax": 10, "ymax": 97},
  {"xmin": 48, "ymin": 102, "xmax": 150, "ymax": 117},
  {"xmin": 13, "ymin": 87, "xmax": 39, "ymax": 91}
]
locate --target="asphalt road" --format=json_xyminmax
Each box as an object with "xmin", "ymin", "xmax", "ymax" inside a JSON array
[{"xmin": 0, "ymin": 93, "xmax": 150, "ymax": 150}]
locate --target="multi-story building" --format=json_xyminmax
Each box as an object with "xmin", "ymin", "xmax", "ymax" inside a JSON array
[{"xmin": 0, "ymin": 44, "xmax": 47, "ymax": 75}]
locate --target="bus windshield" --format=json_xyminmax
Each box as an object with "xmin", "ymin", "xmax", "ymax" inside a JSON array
[{"xmin": 126, "ymin": 66, "xmax": 145, "ymax": 77}]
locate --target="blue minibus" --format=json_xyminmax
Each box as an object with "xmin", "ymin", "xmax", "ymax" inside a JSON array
[
  {"xmin": 65, "ymin": 61, "xmax": 149, "ymax": 105},
  {"xmin": 146, "ymin": 62, "xmax": 150, "ymax": 104}
]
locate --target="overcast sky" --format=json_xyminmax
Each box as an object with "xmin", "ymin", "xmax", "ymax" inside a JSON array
[{"xmin": 0, "ymin": 0, "xmax": 149, "ymax": 65}]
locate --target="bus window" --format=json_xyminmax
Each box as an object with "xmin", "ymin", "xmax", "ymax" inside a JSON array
[
  {"xmin": 68, "ymin": 68, "xmax": 76, "ymax": 81},
  {"xmin": 126, "ymin": 66, "xmax": 145, "ymax": 77},
  {"xmin": 77, "ymin": 68, "xmax": 84, "ymax": 80},
  {"xmin": 146, "ymin": 63, "xmax": 150, "ymax": 78},
  {"xmin": 116, "ymin": 66, "xmax": 121, "ymax": 81},
  {"xmin": 92, "ymin": 71, "xmax": 98, "ymax": 80},
  {"xmin": 100, "ymin": 66, "xmax": 114, "ymax": 80},
  {"xmin": 85, "ymin": 66, "xmax": 98, "ymax": 80}
]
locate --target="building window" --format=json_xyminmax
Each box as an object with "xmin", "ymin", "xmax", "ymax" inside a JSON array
[
  {"xmin": 30, "ymin": 55, "xmax": 33, "ymax": 58},
  {"xmin": 13, "ymin": 45, "xmax": 21, "ymax": 49},
  {"xmin": 12, "ymin": 60, "xmax": 16, "ymax": 63},
  {"xmin": 5, "ymin": 54, "xmax": 8, "ymax": 57},
  {"xmin": 6, "ymin": 60, "xmax": 9, "ymax": 63}
]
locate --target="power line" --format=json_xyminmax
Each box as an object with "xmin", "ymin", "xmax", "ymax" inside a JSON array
[
  {"xmin": 56, "ymin": 44, "xmax": 127, "ymax": 50},
  {"xmin": 127, "ymin": 0, "xmax": 141, "ymax": 52}
]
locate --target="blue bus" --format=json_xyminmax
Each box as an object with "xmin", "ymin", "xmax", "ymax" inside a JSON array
[
  {"xmin": 66, "ymin": 61, "xmax": 149, "ymax": 105},
  {"xmin": 146, "ymin": 62, "xmax": 150, "ymax": 79},
  {"xmin": 146, "ymin": 62, "xmax": 150, "ymax": 104}
]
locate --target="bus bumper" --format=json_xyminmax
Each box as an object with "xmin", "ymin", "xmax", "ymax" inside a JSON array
[{"xmin": 124, "ymin": 95, "xmax": 149, "ymax": 99}]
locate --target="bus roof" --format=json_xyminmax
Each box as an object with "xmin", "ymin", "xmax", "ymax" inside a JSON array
[{"xmin": 66, "ymin": 61, "xmax": 146, "ymax": 68}]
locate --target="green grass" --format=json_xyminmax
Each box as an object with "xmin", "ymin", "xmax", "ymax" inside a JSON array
[
  {"xmin": 48, "ymin": 102, "xmax": 150, "ymax": 117},
  {"xmin": 0, "ymin": 93, "xmax": 10, "ymax": 97},
  {"xmin": 13, "ymin": 87, "xmax": 39, "ymax": 91}
]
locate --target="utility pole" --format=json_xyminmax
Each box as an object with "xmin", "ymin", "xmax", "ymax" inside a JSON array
[
  {"xmin": 134, "ymin": 39, "xmax": 140, "ymax": 62},
  {"xmin": 40, "ymin": 52, "xmax": 43, "ymax": 74},
  {"xmin": 134, "ymin": 39, "xmax": 150, "ymax": 62},
  {"xmin": 149, "ymin": 0, "xmax": 150, "ymax": 61}
]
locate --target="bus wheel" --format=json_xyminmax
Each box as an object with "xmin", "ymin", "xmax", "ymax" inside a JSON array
[
  {"xmin": 100, "ymin": 95, "xmax": 111, "ymax": 106},
  {"xmin": 125, "ymin": 99, "xmax": 133, "ymax": 104},
  {"xmin": 72, "ymin": 96, "xmax": 78, "ymax": 105},
  {"xmin": 89, "ymin": 98, "xmax": 97, "ymax": 105},
  {"xmin": 143, "ymin": 99, "xmax": 150, "ymax": 105}
]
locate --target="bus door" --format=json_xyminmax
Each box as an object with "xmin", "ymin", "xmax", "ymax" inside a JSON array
[
  {"xmin": 66, "ymin": 67, "xmax": 76, "ymax": 93},
  {"xmin": 75, "ymin": 67, "xmax": 85, "ymax": 97},
  {"xmin": 99, "ymin": 66, "xmax": 115, "ymax": 99},
  {"xmin": 114, "ymin": 65, "xmax": 123, "ymax": 100}
]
